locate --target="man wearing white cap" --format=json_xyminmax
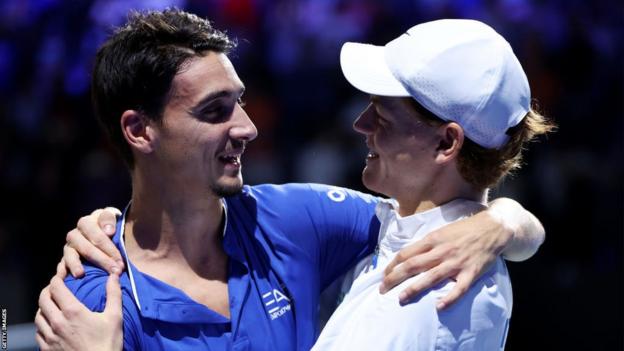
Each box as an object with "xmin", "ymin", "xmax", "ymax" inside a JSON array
[
  {"xmin": 32, "ymin": 12, "xmax": 549, "ymax": 351},
  {"xmin": 312, "ymin": 19, "xmax": 554, "ymax": 350}
]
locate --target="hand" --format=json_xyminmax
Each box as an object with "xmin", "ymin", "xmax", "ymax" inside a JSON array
[
  {"xmin": 35, "ymin": 274, "xmax": 123, "ymax": 351},
  {"xmin": 63, "ymin": 207, "xmax": 124, "ymax": 278},
  {"xmin": 380, "ymin": 209, "xmax": 512, "ymax": 310}
]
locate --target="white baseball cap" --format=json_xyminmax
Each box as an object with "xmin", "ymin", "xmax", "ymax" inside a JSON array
[{"xmin": 340, "ymin": 19, "xmax": 530, "ymax": 149}]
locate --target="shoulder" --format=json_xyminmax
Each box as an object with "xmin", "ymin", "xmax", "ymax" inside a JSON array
[
  {"xmin": 246, "ymin": 183, "xmax": 379, "ymax": 227},
  {"xmin": 64, "ymin": 264, "xmax": 141, "ymax": 319},
  {"xmin": 432, "ymin": 258, "xmax": 512, "ymax": 348},
  {"xmin": 378, "ymin": 259, "xmax": 511, "ymax": 349},
  {"xmin": 438, "ymin": 258, "xmax": 511, "ymax": 314},
  {"xmin": 64, "ymin": 265, "xmax": 143, "ymax": 348},
  {"xmin": 63, "ymin": 264, "xmax": 112, "ymax": 311},
  {"xmin": 240, "ymin": 183, "xmax": 377, "ymax": 203},
  {"xmin": 225, "ymin": 183, "xmax": 379, "ymax": 226}
]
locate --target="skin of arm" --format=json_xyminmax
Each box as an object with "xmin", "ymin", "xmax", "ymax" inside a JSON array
[
  {"xmin": 37, "ymin": 196, "xmax": 542, "ymax": 349},
  {"xmin": 381, "ymin": 196, "xmax": 544, "ymax": 309},
  {"xmin": 56, "ymin": 196, "xmax": 543, "ymax": 310},
  {"xmin": 489, "ymin": 197, "xmax": 545, "ymax": 261}
]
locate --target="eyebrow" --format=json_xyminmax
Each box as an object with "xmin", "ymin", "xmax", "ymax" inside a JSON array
[
  {"xmin": 370, "ymin": 95, "xmax": 392, "ymax": 113},
  {"xmin": 370, "ymin": 95, "xmax": 391, "ymax": 111}
]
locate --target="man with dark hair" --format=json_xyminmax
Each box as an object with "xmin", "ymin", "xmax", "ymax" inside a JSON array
[
  {"xmin": 91, "ymin": 10, "xmax": 236, "ymax": 172},
  {"xmin": 313, "ymin": 19, "xmax": 555, "ymax": 350},
  {"xmin": 35, "ymin": 10, "xmax": 545, "ymax": 351}
]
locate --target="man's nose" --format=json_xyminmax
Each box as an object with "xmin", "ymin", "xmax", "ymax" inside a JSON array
[
  {"xmin": 353, "ymin": 104, "xmax": 376, "ymax": 135},
  {"xmin": 230, "ymin": 105, "xmax": 258, "ymax": 142}
]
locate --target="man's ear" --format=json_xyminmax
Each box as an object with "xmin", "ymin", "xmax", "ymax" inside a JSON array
[
  {"xmin": 435, "ymin": 122, "xmax": 464, "ymax": 164},
  {"xmin": 120, "ymin": 110, "xmax": 157, "ymax": 155}
]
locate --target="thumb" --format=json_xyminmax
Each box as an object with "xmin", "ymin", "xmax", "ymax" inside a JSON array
[
  {"xmin": 104, "ymin": 273, "xmax": 122, "ymax": 317},
  {"xmin": 98, "ymin": 208, "xmax": 120, "ymax": 237}
]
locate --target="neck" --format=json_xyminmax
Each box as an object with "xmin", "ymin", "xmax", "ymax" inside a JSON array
[
  {"xmin": 395, "ymin": 170, "xmax": 485, "ymax": 217},
  {"xmin": 124, "ymin": 171, "xmax": 226, "ymax": 270}
]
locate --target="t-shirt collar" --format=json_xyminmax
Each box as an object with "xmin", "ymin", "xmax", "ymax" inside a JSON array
[
  {"xmin": 374, "ymin": 198, "xmax": 487, "ymax": 245},
  {"xmin": 112, "ymin": 201, "xmax": 231, "ymax": 324}
]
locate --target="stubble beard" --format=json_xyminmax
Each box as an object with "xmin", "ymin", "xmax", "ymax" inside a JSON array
[
  {"xmin": 210, "ymin": 173, "xmax": 244, "ymax": 197},
  {"xmin": 212, "ymin": 183, "xmax": 244, "ymax": 197}
]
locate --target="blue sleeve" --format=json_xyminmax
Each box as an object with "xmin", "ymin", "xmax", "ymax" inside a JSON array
[
  {"xmin": 64, "ymin": 267, "xmax": 141, "ymax": 350},
  {"xmin": 248, "ymin": 183, "xmax": 381, "ymax": 289}
]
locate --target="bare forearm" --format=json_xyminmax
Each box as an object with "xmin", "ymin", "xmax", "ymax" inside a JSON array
[{"xmin": 488, "ymin": 197, "xmax": 545, "ymax": 262}]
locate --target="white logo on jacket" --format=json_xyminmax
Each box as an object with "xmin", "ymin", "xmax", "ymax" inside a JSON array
[
  {"xmin": 327, "ymin": 189, "xmax": 346, "ymax": 202},
  {"xmin": 262, "ymin": 289, "xmax": 292, "ymax": 320}
]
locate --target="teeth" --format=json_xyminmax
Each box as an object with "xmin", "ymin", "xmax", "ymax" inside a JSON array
[
  {"xmin": 220, "ymin": 155, "xmax": 241, "ymax": 163},
  {"xmin": 367, "ymin": 151, "xmax": 379, "ymax": 158}
]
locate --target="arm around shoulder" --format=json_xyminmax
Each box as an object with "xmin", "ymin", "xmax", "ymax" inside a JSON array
[{"xmin": 488, "ymin": 197, "xmax": 545, "ymax": 262}]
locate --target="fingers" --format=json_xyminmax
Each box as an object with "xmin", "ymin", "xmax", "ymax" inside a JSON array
[
  {"xmin": 62, "ymin": 244, "xmax": 84, "ymax": 278},
  {"xmin": 49, "ymin": 276, "xmax": 87, "ymax": 317},
  {"xmin": 436, "ymin": 274, "xmax": 471, "ymax": 310},
  {"xmin": 55, "ymin": 259, "xmax": 68, "ymax": 279},
  {"xmin": 35, "ymin": 331, "xmax": 51, "ymax": 351},
  {"xmin": 38, "ymin": 286, "xmax": 66, "ymax": 336},
  {"xmin": 103, "ymin": 206, "xmax": 122, "ymax": 218},
  {"xmin": 35, "ymin": 309, "xmax": 59, "ymax": 348},
  {"xmin": 397, "ymin": 263, "xmax": 457, "ymax": 304},
  {"xmin": 105, "ymin": 273, "xmax": 124, "ymax": 351},
  {"xmin": 381, "ymin": 249, "xmax": 441, "ymax": 294},
  {"xmin": 66, "ymin": 227, "xmax": 120, "ymax": 274},
  {"xmin": 36, "ymin": 330, "xmax": 60, "ymax": 351},
  {"xmin": 383, "ymin": 240, "xmax": 433, "ymax": 277},
  {"xmin": 77, "ymin": 211, "xmax": 124, "ymax": 269},
  {"xmin": 96, "ymin": 208, "xmax": 120, "ymax": 237},
  {"xmin": 39, "ymin": 287, "xmax": 60, "ymax": 318},
  {"xmin": 104, "ymin": 273, "xmax": 122, "ymax": 319}
]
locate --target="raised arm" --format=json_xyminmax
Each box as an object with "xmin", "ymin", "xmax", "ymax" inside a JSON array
[{"xmin": 381, "ymin": 197, "xmax": 544, "ymax": 309}]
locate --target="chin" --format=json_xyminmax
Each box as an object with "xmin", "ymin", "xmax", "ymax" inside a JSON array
[
  {"xmin": 211, "ymin": 176, "xmax": 244, "ymax": 197},
  {"xmin": 361, "ymin": 170, "xmax": 382, "ymax": 195}
]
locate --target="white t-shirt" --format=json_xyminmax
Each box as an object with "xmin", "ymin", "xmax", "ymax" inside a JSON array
[{"xmin": 313, "ymin": 199, "xmax": 513, "ymax": 351}]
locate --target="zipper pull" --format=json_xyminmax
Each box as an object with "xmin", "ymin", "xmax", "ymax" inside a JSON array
[{"xmin": 371, "ymin": 244, "xmax": 380, "ymax": 270}]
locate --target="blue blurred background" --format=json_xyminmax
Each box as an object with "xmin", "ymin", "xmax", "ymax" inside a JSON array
[{"xmin": 1, "ymin": 0, "xmax": 622, "ymax": 349}]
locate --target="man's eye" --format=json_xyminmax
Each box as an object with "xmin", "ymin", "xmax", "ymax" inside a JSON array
[
  {"xmin": 203, "ymin": 105, "xmax": 224, "ymax": 115},
  {"xmin": 376, "ymin": 113, "xmax": 388, "ymax": 126},
  {"xmin": 199, "ymin": 103, "xmax": 236, "ymax": 123}
]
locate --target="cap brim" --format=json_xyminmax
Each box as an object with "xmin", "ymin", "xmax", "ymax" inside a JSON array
[{"xmin": 340, "ymin": 42, "xmax": 410, "ymax": 97}]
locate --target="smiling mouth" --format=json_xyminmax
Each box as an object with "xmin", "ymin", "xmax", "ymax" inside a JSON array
[
  {"xmin": 219, "ymin": 155, "xmax": 241, "ymax": 167},
  {"xmin": 218, "ymin": 145, "xmax": 244, "ymax": 168}
]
